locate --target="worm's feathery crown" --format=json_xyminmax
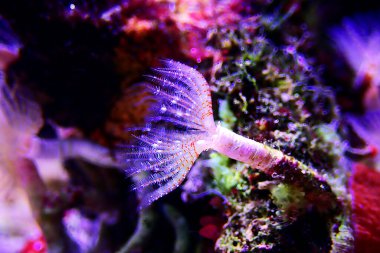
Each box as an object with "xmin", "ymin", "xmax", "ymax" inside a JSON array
[
  {"xmin": 331, "ymin": 14, "xmax": 380, "ymax": 86},
  {"xmin": 145, "ymin": 59, "xmax": 215, "ymax": 132},
  {"xmin": 347, "ymin": 110, "xmax": 380, "ymax": 154},
  {"xmin": 122, "ymin": 59, "xmax": 215, "ymax": 208},
  {"xmin": 0, "ymin": 70, "xmax": 42, "ymax": 183}
]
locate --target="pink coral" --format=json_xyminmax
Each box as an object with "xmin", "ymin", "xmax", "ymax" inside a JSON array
[{"xmin": 351, "ymin": 163, "xmax": 380, "ymax": 253}]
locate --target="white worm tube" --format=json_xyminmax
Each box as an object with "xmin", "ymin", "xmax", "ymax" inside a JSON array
[
  {"xmin": 210, "ymin": 125, "xmax": 325, "ymax": 183},
  {"xmin": 211, "ymin": 124, "xmax": 284, "ymax": 171},
  {"xmin": 27, "ymin": 137, "xmax": 120, "ymax": 167}
]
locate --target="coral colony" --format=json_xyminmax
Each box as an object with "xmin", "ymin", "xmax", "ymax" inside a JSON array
[{"xmin": 2, "ymin": 1, "xmax": 380, "ymax": 252}]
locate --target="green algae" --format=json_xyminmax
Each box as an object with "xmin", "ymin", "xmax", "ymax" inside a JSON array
[
  {"xmin": 218, "ymin": 99, "xmax": 237, "ymax": 129},
  {"xmin": 208, "ymin": 153, "xmax": 245, "ymax": 196},
  {"xmin": 270, "ymin": 183, "xmax": 306, "ymax": 215}
]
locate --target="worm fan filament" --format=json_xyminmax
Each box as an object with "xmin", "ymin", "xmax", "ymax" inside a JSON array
[
  {"xmin": 122, "ymin": 60, "xmax": 215, "ymax": 208},
  {"xmin": 0, "ymin": 70, "xmax": 42, "ymax": 188},
  {"xmin": 331, "ymin": 14, "xmax": 380, "ymax": 87}
]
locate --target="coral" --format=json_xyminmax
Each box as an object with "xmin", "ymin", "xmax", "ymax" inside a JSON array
[
  {"xmin": 199, "ymin": 215, "xmax": 225, "ymax": 241},
  {"xmin": 20, "ymin": 235, "xmax": 47, "ymax": 253},
  {"xmin": 208, "ymin": 18, "xmax": 352, "ymax": 253},
  {"xmin": 216, "ymin": 199, "xmax": 284, "ymax": 252},
  {"xmin": 351, "ymin": 163, "xmax": 380, "ymax": 253}
]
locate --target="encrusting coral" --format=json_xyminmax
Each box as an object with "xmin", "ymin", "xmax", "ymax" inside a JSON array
[{"xmin": 207, "ymin": 19, "xmax": 352, "ymax": 253}]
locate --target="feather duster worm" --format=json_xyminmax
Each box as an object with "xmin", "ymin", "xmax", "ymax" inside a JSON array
[
  {"xmin": 331, "ymin": 14, "xmax": 380, "ymax": 88},
  {"xmin": 334, "ymin": 15, "xmax": 380, "ymax": 160},
  {"xmin": 0, "ymin": 71, "xmax": 43, "ymax": 172},
  {"xmin": 331, "ymin": 14, "xmax": 380, "ymax": 110},
  {"xmin": 123, "ymin": 60, "xmax": 330, "ymax": 209}
]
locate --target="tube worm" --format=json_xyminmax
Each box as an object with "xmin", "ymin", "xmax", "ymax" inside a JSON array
[
  {"xmin": 346, "ymin": 110, "xmax": 380, "ymax": 159},
  {"xmin": 331, "ymin": 15, "xmax": 380, "ymax": 87},
  {"xmin": 0, "ymin": 69, "xmax": 81, "ymax": 252},
  {"xmin": 331, "ymin": 15, "xmax": 380, "ymax": 161},
  {"xmin": 0, "ymin": 71, "xmax": 43, "ymax": 175},
  {"xmin": 0, "ymin": 18, "xmax": 20, "ymax": 69},
  {"xmin": 122, "ymin": 60, "xmax": 332, "ymax": 209},
  {"xmin": 0, "ymin": 21, "xmax": 119, "ymax": 169},
  {"xmin": 0, "ymin": 74, "xmax": 120, "ymax": 170},
  {"xmin": 0, "ymin": 63, "xmax": 117, "ymax": 252},
  {"xmin": 27, "ymin": 137, "xmax": 121, "ymax": 167},
  {"xmin": 0, "ymin": 26, "xmax": 117, "ymax": 251},
  {"xmin": 331, "ymin": 14, "xmax": 380, "ymax": 109}
]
